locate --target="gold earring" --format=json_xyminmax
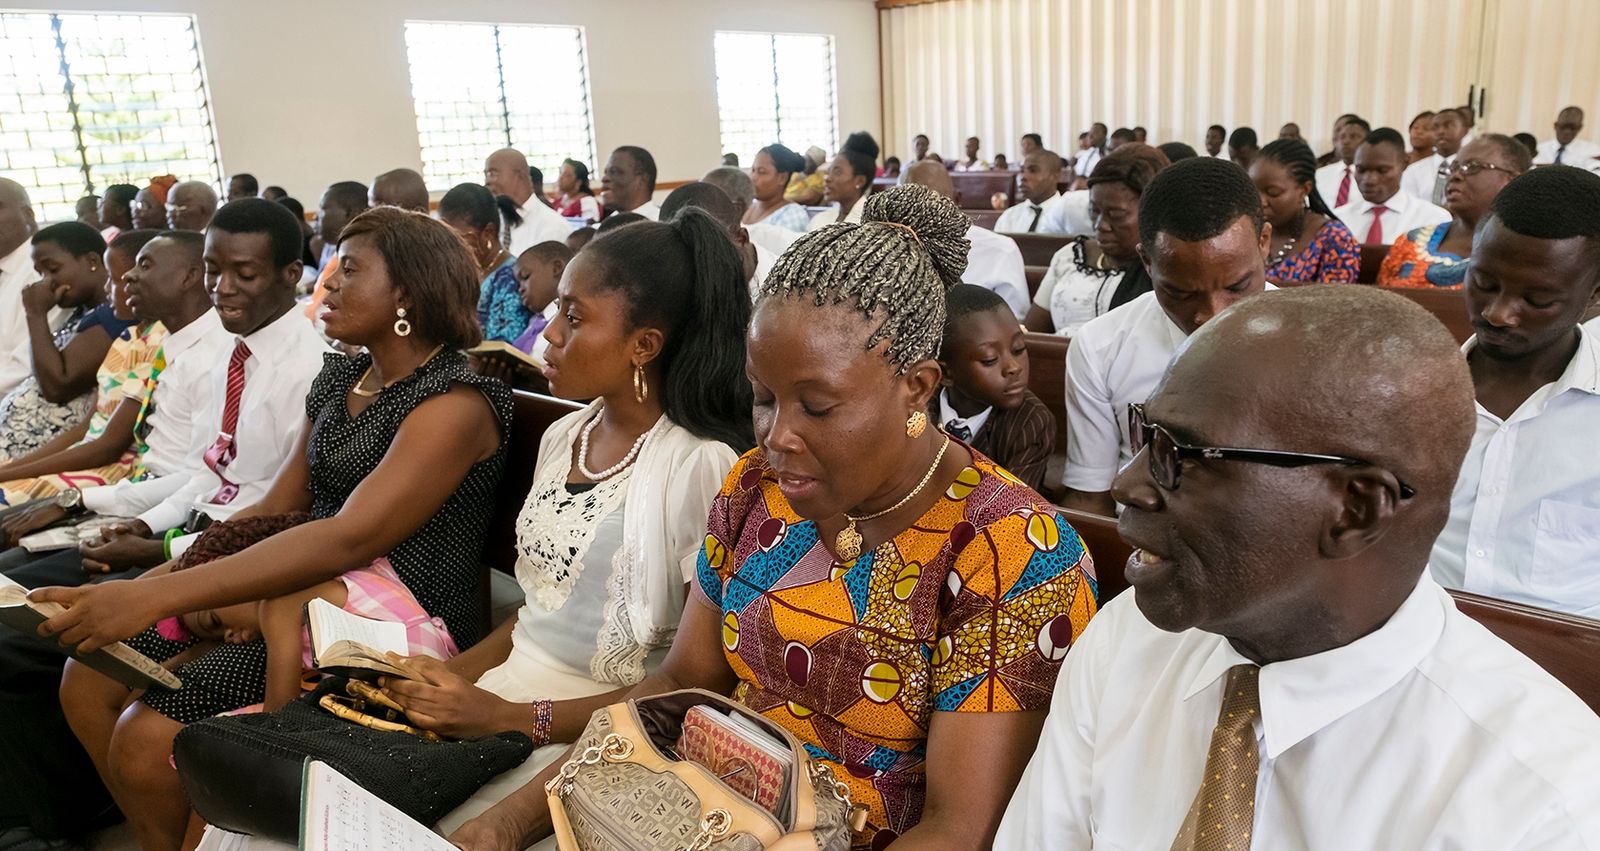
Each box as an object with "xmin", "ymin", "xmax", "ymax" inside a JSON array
[
  {"xmin": 905, "ymin": 410, "xmax": 927, "ymax": 438},
  {"xmin": 393, "ymin": 307, "xmax": 411, "ymax": 337},
  {"xmin": 633, "ymin": 363, "xmax": 648, "ymax": 404}
]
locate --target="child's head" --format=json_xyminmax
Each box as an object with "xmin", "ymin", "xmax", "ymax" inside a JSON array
[
  {"xmin": 515, "ymin": 240, "xmax": 573, "ymax": 313},
  {"xmin": 176, "ymin": 602, "xmax": 261, "ymax": 644},
  {"xmin": 939, "ymin": 284, "xmax": 1030, "ymax": 411}
]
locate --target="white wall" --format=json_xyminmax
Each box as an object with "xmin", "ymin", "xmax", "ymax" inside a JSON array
[{"xmin": 30, "ymin": 0, "xmax": 882, "ymax": 203}]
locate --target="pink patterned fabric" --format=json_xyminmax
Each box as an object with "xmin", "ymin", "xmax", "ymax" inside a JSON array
[{"xmin": 299, "ymin": 557, "xmax": 459, "ymax": 668}]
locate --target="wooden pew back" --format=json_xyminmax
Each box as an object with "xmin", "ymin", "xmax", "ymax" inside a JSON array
[
  {"xmin": 950, "ymin": 171, "xmax": 1018, "ymax": 209},
  {"xmin": 1386, "ymin": 286, "xmax": 1472, "ymax": 344},
  {"xmin": 483, "ymin": 391, "xmax": 584, "ymax": 574},
  {"xmin": 1008, "ymin": 233, "xmax": 1073, "ymax": 267},
  {"xmin": 1022, "ymin": 332, "xmax": 1070, "ymax": 476},
  {"xmin": 1357, "ymin": 244, "xmax": 1390, "ymax": 283}
]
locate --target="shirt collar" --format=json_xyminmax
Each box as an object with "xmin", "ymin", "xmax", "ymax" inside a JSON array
[
  {"xmin": 1027, "ymin": 191, "xmax": 1061, "ymax": 210},
  {"xmin": 938, "ymin": 388, "xmax": 993, "ymax": 435},
  {"xmin": 1462, "ymin": 324, "xmax": 1600, "ymax": 410},
  {"xmin": 1181, "ymin": 572, "xmax": 1449, "ymax": 759},
  {"xmin": 160, "ymin": 308, "xmax": 223, "ymax": 358},
  {"xmin": 1361, "ymin": 190, "xmax": 1411, "ymax": 214},
  {"xmin": 0, "ymin": 239, "xmax": 33, "ymax": 278},
  {"xmin": 238, "ymin": 304, "xmax": 309, "ymax": 360}
]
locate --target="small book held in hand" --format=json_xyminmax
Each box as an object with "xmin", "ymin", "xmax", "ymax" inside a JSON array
[
  {"xmin": 305, "ymin": 597, "xmax": 431, "ymax": 682},
  {"xmin": 0, "ymin": 575, "xmax": 181, "ymax": 691},
  {"xmin": 466, "ymin": 340, "xmax": 542, "ymax": 371}
]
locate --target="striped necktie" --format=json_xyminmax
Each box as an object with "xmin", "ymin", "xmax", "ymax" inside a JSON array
[
  {"xmin": 1336, "ymin": 166, "xmax": 1352, "ymax": 207},
  {"xmin": 201, "ymin": 339, "xmax": 251, "ymax": 504},
  {"xmin": 1171, "ymin": 665, "xmax": 1261, "ymax": 851}
]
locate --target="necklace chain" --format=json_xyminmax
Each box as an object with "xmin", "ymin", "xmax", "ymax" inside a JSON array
[
  {"xmin": 846, "ymin": 436, "xmax": 951, "ymax": 523},
  {"xmin": 577, "ymin": 407, "xmax": 651, "ymax": 481},
  {"xmin": 352, "ymin": 344, "xmax": 445, "ymax": 397}
]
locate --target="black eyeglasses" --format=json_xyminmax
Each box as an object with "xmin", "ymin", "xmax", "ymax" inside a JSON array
[{"xmin": 1128, "ymin": 404, "xmax": 1416, "ymax": 498}]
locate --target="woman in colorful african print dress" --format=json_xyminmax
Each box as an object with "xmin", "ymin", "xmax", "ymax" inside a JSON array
[
  {"xmin": 1378, "ymin": 134, "xmax": 1530, "ymax": 289},
  {"xmin": 450, "ymin": 184, "xmax": 1098, "ymax": 851},
  {"xmin": 1251, "ymin": 139, "xmax": 1360, "ymax": 284}
]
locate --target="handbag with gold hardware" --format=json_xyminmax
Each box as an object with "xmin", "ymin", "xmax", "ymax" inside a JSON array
[{"xmin": 546, "ymin": 689, "xmax": 866, "ymax": 851}]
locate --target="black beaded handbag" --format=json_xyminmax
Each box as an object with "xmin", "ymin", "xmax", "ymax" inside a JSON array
[{"xmin": 172, "ymin": 676, "xmax": 533, "ymax": 843}]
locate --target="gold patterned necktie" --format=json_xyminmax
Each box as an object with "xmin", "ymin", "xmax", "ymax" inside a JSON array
[{"xmin": 1171, "ymin": 664, "xmax": 1261, "ymax": 851}]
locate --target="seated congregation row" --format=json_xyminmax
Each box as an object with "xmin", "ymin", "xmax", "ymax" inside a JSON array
[{"xmin": 0, "ymin": 153, "xmax": 1595, "ymax": 851}]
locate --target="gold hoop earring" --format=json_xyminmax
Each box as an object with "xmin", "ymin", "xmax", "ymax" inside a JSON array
[
  {"xmin": 905, "ymin": 410, "xmax": 927, "ymax": 438},
  {"xmin": 633, "ymin": 363, "xmax": 648, "ymax": 404},
  {"xmin": 393, "ymin": 307, "xmax": 412, "ymax": 337}
]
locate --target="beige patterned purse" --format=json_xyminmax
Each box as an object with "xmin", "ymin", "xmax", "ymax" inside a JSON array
[{"xmin": 546, "ymin": 689, "xmax": 866, "ymax": 851}]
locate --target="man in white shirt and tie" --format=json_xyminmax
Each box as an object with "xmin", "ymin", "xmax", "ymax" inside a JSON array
[
  {"xmin": 1534, "ymin": 106, "xmax": 1600, "ymax": 167},
  {"xmin": 1314, "ymin": 116, "xmax": 1370, "ymax": 209},
  {"xmin": 904, "ymin": 161, "xmax": 1029, "ymax": 319},
  {"xmin": 1335, "ymin": 128, "xmax": 1451, "ymax": 247},
  {"xmin": 1073, "ymin": 123, "xmax": 1108, "ymax": 189},
  {"xmin": 484, "ymin": 148, "xmax": 574, "ymax": 256},
  {"xmin": 994, "ymin": 150, "xmax": 1065, "ymax": 233},
  {"xmin": 600, "ymin": 146, "xmax": 662, "ymax": 222},
  {"xmin": 1062, "ymin": 158, "xmax": 1272, "ymax": 517},
  {"xmin": 0, "ymin": 178, "xmax": 46, "ymax": 398},
  {"xmin": 996, "ymin": 285, "xmax": 1600, "ymax": 851},
  {"xmin": 1431, "ymin": 167, "xmax": 1600, "ymax": 618},
  {"xmin": 1402, "ymin": 107, "xmax": 1469, "ymax": 204}
]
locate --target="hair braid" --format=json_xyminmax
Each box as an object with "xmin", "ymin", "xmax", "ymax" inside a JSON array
[
  {"xmin": 759, "ymin": 183, "xmax": 969, "ymax": 372},
  {"xmin": 1258, "ymin": 139, "xmax": 1336, "ymax": 218}
]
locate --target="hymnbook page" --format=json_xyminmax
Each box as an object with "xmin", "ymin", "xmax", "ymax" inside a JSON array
[
  {"xmin": 301, "ymin": 760, "xmax": 455, "ymax": 851},
  {"xmin": 306, "ymin": 597, "xmax": 409, "ymax": 665}
]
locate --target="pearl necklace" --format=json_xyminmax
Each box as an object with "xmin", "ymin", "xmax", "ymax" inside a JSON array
[
  {"xmin": 577, "ymin": 409, "xmax": 650, "ymax": 481},
  {"xmin": 1269, "ymin": 211, "xmax": 1307, "ymax": 266}
]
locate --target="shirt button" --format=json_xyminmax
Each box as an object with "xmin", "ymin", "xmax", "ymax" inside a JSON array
[{"xmin": 1474, "ymin": 549, "xmax": 1486, "ymax": 558}]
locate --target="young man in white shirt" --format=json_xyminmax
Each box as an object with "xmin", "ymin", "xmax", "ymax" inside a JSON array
[
  {"xmin": 1073, "ymin": 123, "xmax": 1108, "ymax": 188},
  {"xmin": 1314, "ymin": 116, "xmax": 1370, "ymax": 209},
  {"xmin": 484, "ymin": 148, "xmax": 574, "ymax": 256},
  {"xmin": 994, "ymin": 150, "xmax": 1065, "ymax": 233},
  {"xmin": 997, "ymin": 285, "xmax": 1600, "ymax": 851},
  {"xmin": 1062, "ymin": 157, "xmax": 1271, "ymax": 517},
  {"xmin": 600, "ymin": 145, "xmax": 661, "ymax": 222},
  {"xmin": 1403, "ymin": 107, "xmax": 1469, "ymax": 204},
  {"xmin": 1203, "ymin": 124, "xmax": 1227, "ymax": 159},
  {"xmin": 1431, "ymin": 167, "xmax": 1600, "ymax": 618},
  {"xmin": 904, "ymin": 161, "xmax": 1029, "ymax": 319},
  {"xmin": 1535, "ymin": 106, "xmax": 1600, "ymax": 167},
  {"xmin": 1335, "ymin": 127, "xmax": 1451, "ymax": 246},
  {"xmin": 0, "ymin": 178, "xmax": 44, "ymax": 398}
]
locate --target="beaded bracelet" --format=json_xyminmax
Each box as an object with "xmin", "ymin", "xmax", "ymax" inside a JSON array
[
  {"xmin": 162, "ymin": 527, "xmax": 184, "ymax": 560},
  {"xmin": 530, "ymin": 699, "xmax": 554, "ymax": 746}
]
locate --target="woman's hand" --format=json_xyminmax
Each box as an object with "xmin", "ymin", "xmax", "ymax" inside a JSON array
[
  {"xmin": 21, "ymin": 278, "xmax": 59, "ymax": 317},
  {"xmin": 448, "ymin": 809, "xmax": 528, "ymax": 851},
  {"xmin": 381, "ymin": 655, "xmax": 526, "ymax": 740},
  {"xmin": 30, "ymin": 578, "xmax": 165, "ymax": 653},
  {"xmin": 79, "ymin": 520, "xmax": 164, "ymax": 574}
]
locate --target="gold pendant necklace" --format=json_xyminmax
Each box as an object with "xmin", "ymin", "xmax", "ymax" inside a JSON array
[
  {"xmin": 834, "ymin": 437, "xmax": 951, "ymax": 562},
  {"xmin": 351, "ymin": 344, "xmax": 446, "ymax": 397}
]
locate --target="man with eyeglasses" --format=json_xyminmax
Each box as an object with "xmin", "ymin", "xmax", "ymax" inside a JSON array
[
  {"xmin": 165, "ymin": 180, "xmax": 218, "ymax": 232},
  {"xmin": 1429, "ymin": 166, "xmax": 1600, "ymax": 619},
  {"xmin": 1534, "ymin": 106, "xmax": 1600, "ymax": 168},
  {"xmin": 995, "ymin": 285, "xmax": 1600, "ymax": 850},
  {"xmin": 1060, "ymin": 157, "xmax": 1272, "ymax": 517}
]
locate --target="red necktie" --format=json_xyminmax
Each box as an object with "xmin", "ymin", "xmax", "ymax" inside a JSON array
[
  {"xmin": 1363, "ymin": 205, "xmax": 1389, "ymax": 245},
  {"xmin": 1336, "ymin": 166, "xmax": 1352, "ymax": 207},
  {"xmin": 202, "ymin": 339, "xmax": 251, "ymax": 504}
]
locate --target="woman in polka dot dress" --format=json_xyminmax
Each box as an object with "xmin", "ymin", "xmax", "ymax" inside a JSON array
[{"xmin": 450, "ymin": 185, "xmax": 1098, "ymax": 851}]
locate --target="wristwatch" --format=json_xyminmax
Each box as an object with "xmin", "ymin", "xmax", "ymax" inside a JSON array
[{"xmin": 55, "ymin": 486, "xmax": 85, "ymax": 514}]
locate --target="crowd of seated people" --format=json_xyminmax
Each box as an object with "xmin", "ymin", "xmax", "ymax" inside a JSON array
[{"xmin": 0, "ymin": 99, "xmax": 1595, "ymax": 851}]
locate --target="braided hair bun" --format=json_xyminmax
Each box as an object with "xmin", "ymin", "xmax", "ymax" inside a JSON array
[{"xmin": 761, "ymin": 183, "xmax": 973, "ymax": 372}]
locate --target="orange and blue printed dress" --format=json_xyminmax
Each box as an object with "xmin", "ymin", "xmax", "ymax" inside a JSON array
[{"xmin": 695, "ymin": 448, "xmax": 1098, "ymax": 848}]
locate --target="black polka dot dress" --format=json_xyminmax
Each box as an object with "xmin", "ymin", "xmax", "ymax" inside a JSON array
[{"xmin": 130, "ymin": 350, "xmax": 512, "ymax": 723}]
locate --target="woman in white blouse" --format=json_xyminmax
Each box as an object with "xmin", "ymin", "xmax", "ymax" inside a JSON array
[
  {"xmin": 1024, "ymin": 144, "xmax": 1172, "ymax": 336},
  {"xmin": 742, "ymin": 143, "xmax": 813, "ymax": 233},
  {"xmin": 806, "ymin": 131, "xmax": 880, "ymax": 232},
  {"xmin": 382, "ymin": 208, "xmax": 754, "ymax": 834}
]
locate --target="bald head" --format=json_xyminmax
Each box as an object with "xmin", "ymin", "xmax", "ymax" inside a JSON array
[
  {"xmin": 1115, "ymin": 286, "xmax": 1475, "ymax": 657},
  {"xmin": 903, "ymin": 160, "xmax": 957, "ymax": 201},
  {"xmin": 661, "ymin": 182, "xmax": 743, "ymax": 237},
  {"xmin": 371, "ymin": 169, "xmax": 430, "ymax": 213},
  {"xmin": 0, "ymin": 178, "xmax": 36, "ymax": 255},
  {"xmin": 702, "ymin": 166, "xmax": 755, "ymax": 212},
  {"xmin": 485, "ymin": 148, "xmax": 533, "ymax": 204},
  {"xmin": 167, "ymin": 181, "xmax": 218, "ymax": 231}
]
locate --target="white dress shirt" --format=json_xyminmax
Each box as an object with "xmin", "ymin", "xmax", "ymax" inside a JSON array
[
  {"xmin": 962, "ymin": 225, "xmax": 1029, "ymax": 320},
  {"xmin": 1535, "ymin": 137, "xmax": 1600, "ymax": 167},
  {"xmin": 747, "ymin": 241, "xmax": 777, "ymax": 299},
  {"xmin": 1063, "ymin": 291, "xmax": 1185, "ymax": 491},
  {"xmin": 937, "ymin": 389, "xmax": 991, "ymax": 439},
  {"xmin": 81, "ymin": 309, "xmax": 233, "ymax": 517},
  {"xmin": 1036, "ymin": 190, "xmax": 1093, "ymax": 237},
  {"xmin": 1314, "ymin": 160, "xmax": 1357, "ymax": 208},
  {"xmin": 1402, "ymin": 152, "xmax": 1458, "ymax": 204},
  {"xmin": 506, "ymin": 197, "xmax": 577, "ymax": 258},
  {"xmin": 805, "ymin": 199, "xmax": 864, "ymax": 232},
  {"xmin": 628, "ymin": 200, "xmax": 661, "ymax": 222},
  {"xmin": 1431, "ymin": 327, "xmax": 1600, "ymax": 617},
  {"xmin": 1073, "ymin": 148, "xmax": 1104, "ymax": 178},
  {"xmin": 744, "ymin": 221, "xmax": 802, "ymax": 259},
  {"xmin": 137, "ymin": 306, "xmax": 330, "ymax": 536},
  {"xmin": 1334, "ymin": 190, "xmax": 1451, "ymax": 246},
  {"xmin": 995, "ymin": 574, "xmax": 1600, "ymax": 851},
  {"xmin": 994, "ymin": 192, "xmax": 1061, "ymax": 234},
  {"xmin": 0, "ymin": 238, "xmax": 56, "ymax": 398}
]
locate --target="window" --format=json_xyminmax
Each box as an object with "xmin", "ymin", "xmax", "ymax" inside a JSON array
[
  {"xmin": 403, "ymin": 21, "xmax": 596, "ymax": 190},
  {"xmin": 714, "ymin": 31, "xmax": 836, "ymax": 166},
  {"xmin": 0, "ymin": 12, "xmax": 219, "ymax": 221}
]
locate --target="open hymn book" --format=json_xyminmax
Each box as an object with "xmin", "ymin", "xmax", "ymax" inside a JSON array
[
  {"xmin": 0, "ymin": 574, "xmax": 181, "ymax": 691},
  {"xmin": 301, "ymin": 760, "xmax": 454, "ymax": 851},
  {"xmin": 305, "ymin": 597, "xmax": 434, "ymax": 681}
]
